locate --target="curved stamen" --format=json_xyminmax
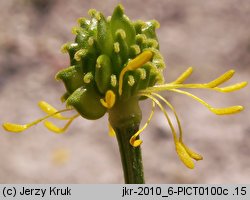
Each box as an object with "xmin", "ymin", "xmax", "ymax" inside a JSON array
[
  {"xmin": 2, "ymin": 108, "xmax": 72, "ymax": 133},
  {"xmin": 118, "ymin": 50, "xmax": 153, "ymax": 95},
  {"xmin": 38, "ymin": 101, "xmax": 73, "ymax": 120},
  {"xmin": 170, "ymin": 89, "xmax": 243, "ymax": 115},
  {"xmin": 139, "ymin": 93, "xmax": 178, "ymax": 142},
  {"xmin": 44, "ymin": 114, "xmax": 80, "ymax": 134},
  {"xmin": 130, "ymin": 101, "xmax": 155, "ymax": 147},
  {"xmin": 151, "ymin": 93, "xmax": 203, "ymax": 162},
  {"xmin": 151, "ymin": 92, "xmax": 183, "ymax": 140},
  {"xmin": 140, "ymin": 93, "xmax": 201, "ymax": 168}
]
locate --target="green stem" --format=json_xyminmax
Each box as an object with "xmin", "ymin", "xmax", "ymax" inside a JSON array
[
  {"xmin": 109, "ymin": 97, "xmax": 145, "ymax": 184},
  {"xmin": 114, "ymin": 125, "xmax": 145, "ymax": 184}
]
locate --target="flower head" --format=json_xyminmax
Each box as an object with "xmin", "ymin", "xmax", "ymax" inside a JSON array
[{"xmin": 2, "ymin": 4, "xmax": 247, "ymax": 169}]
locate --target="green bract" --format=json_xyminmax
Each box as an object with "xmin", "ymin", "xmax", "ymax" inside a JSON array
[{"xmin": 56, "ymin": 4, "xmax": 165, "ymax": 120}]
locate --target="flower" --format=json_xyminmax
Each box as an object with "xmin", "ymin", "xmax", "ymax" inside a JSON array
[{"xmin": 2, "ymin": 4, "xmax": 247, "ymax": 169}]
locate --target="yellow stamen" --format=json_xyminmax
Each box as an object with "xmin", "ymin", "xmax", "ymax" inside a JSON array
[
  {"xmin": 44, "ymin": 114, "xmax": 79, "ymax": 134},
  {"xmin": 214, "ymin": 82, "xmax": 248, "ymax": 92},
  {"xmin": 130, "ymin": 101, "xmax": 155, "ymax": 147},
  {"xmin": 38, "ymin": 101, "xmax": 71, "ymax": 120},
  {"xmin": 181, "ymin": 143, "xmax": 203, "ymax": 161},
  {"xmin": 140, "ymin": 93, "xmax": 202, "ymax": 169},
  {"xmin": 100, "ymin": 90, "xmax": 116, "ymax": 109},
  {"xmin": 151, "ymin": 92, "xmax": 203, "ymax": 162},
  {"xmin": 175, "ymin": 141, "xmax": 195, "ymax": 169},
  {"xmin": 108, "ymin": 123, "xmax": 116, "ymax": 137},
  {"xmin": 206, "ymin": 70, "xmax": 235, "ymax": 88},
  {"xmin": 171, "ymin": 67, "xmax": 193, "ymax": 84},
  {"xmin": 119, "ymin": 50, "xmax": 153, "ymax": 95},
  {"xmin": 142, "ymin": 70, "xmax": 247, "ymax": 93},
  {"xmin": 140, "ymin": 93, "xmax": 178, "ymax": 142},
  {"xmin": 170, "ymin": 89, "xmax": 244, "ymax": 115},
  {"xmin": 2, "ymin": 109, "xmax": 72, "ymax": 133},
  {"xmin": 151, "ymin": 93, "xmax": 183, "ymax": 139}
]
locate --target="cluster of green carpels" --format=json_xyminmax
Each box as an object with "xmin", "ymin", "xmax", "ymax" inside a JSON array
[{"xmin": 58, "ymin": 4, "xmax": 165, "ymax": 120}]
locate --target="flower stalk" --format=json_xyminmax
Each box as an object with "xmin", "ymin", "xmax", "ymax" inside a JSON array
[{"xmin": 114, "ymin": 124, "xmax": 144, "ymax": 184}]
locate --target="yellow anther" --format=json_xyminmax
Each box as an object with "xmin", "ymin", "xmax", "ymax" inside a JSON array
[
  {"xmin": 210, "ymin": 106, "xmax": 243, "ymax": 115},
  {"xmin": 2, "ymin": 108, "xmax": 71, "ymax": 133},
  {"xmin": 172, "ymin": 67, "xmax": 193, "ymax": 84},
  {"xmin": 130, "ymin": 101, "xmax": 155, "ymax": 147},
  {"xmin": 215, "ymin": 82, "xmax": 248, "ymax": 92},
  {"xmin": 170, "ymin": 89, "xmax": 244, "ymax": 115},
  {"xmin": 100, "ymin": 90, "xmax": 116, "ymax": 109},
  {"xmin": 119, "ymin": 50, "xmax": 153, "ymax": 95},
  {"xmin": 206, "ymin": 70, "xmax": 235, "ymax": 88},
  {"xmin": 44, "ymin": 114, "xmax": 79, "ymax": 134},
  {"xmin": 182, "ymin": 143, "xmax": 203, "ymax": 161},
  {"xmin": 175, "ymin": 141, "xmax": 195, "ymax": 169},
  {"xmin": 2, "ymin": 123, "xmax": 28, "ymax": 133},
  {"xmin": 108, "ymin": 123, "xmax": 116, "ymax": 137},
  {"xmin": 38, "ymin": 101, "xmax": 70, "ymax": 120}
]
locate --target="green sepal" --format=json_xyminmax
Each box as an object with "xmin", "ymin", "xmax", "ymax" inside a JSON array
[
  {"xmin": 66, "ymin": 85, "xmax": 107, "ymax": 120},
  {"xmin": 96, "ymin": 13, "xmax": 114, "ymax": 56},
  {"xmin": 111, "ymin": 4, "xmax": 136, "ymax": 47},
  {"xmin": 95, "ymin": 54, "xmax": 112, "ymax": 94},
  {"xmin": 55, "ymin": 65, "xmax": 84, "ymax": 94}
]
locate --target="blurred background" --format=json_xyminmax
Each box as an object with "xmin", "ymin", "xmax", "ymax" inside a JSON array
[{"xmin": 0, "ymin": 0, "xmax": 249, "ymax": 183}]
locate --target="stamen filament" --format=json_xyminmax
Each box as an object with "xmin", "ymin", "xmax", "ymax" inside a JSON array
[
  {"xmin": 151, "ymin": 93, "xmax": 183, "ymax": 140},
  {"xmin": 38, "ymin": 101, "xmax": 72, "ymax": 120},
  {"xmin": 170, "ymin": 89, "xmax": 244, "ymax": 115},
  {"xmin": 139, "ymin": 93, "xmax": 178, "ymax": 142},
  {"xmin": 119, "ymin": 50, "xmax": 153, "ymax": 95},
  {"xmin": 130, "ymin": 101, "xmax": 155, "ymax": 147},
  {"xmin": 150, "ymin": 92, "xmax": 203, "ymax": 162},
  {"xmin": 141, "ymin": 93, "xmax": 195, "ymax": 169},
  {"xmin": 2, "ymin": 109, "xmax": 72, "ymax": 133},
  {"xmin": 142, "ymin": 70, "xmax": 247, "ymax": 94},
  {"xmin": 44, "ymin": 114, "xmax": 79, "ymax": 134}
]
